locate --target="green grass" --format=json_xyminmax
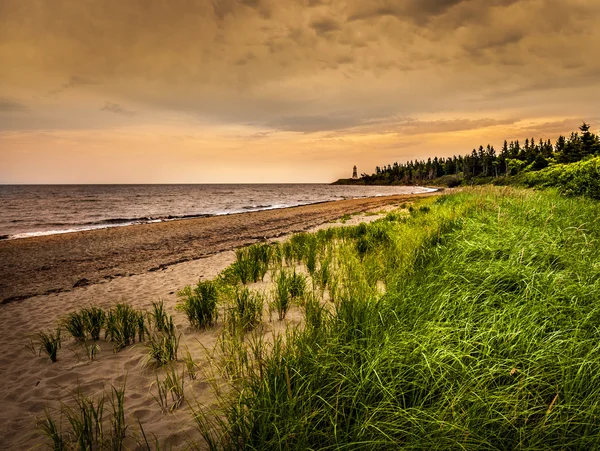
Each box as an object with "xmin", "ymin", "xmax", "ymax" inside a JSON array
[
  {"xmin": 152, "ymin": 365, "xmax": 185, "ymax": 413},
  {"xmin": 288, "ymin": 269, "xmax": 307, "ymax": 301},
  {"xmin": 227, "ymin": 286, "xmax": 264, "ymax": 332},
  {"xmin": 39, "ymin": 381, "xmax": 129, "ymax": 449},
  {"xmin": 149, "ymin": 300, "xmax": 170, "ymax": 333},
  {"xmin": 63, "ymin": 307, "xmax": 106, "ymax": 342},
  {"xmin": 63, "ymin": 312, "xmax": 87, "ymax": 342},
  {"xmin": 220, "ymin": 243, "xmax": 276, "ymax": 284},
  {"xmin": 34, "ymin": 328, "xmax": 62, "ymax": 363},
  {"xmin": 147, "ymin": 303, "xmax": 179, "ymax": 366},
  {"xmin": 177, "ymin": 280, "xmax": 220, "ymax": 328},
  {"xmin": 81, "ymin": 342, "xmax": 100, "ymax": 362},
  {"xmin": 271, "ymin": 269, "xmax": 292, "ymax": 320},
  {"xmin": 82, "ymin": 306, "xmax": 106, "ymax": 341},
  {"xmin": 197, "ymin": 186, "xmax": 600, "ymax": 450},
  {"xmin": 184, "ymin": 347, "xmax": 198, "ymax": 381},
  {"xmin": 105, "ymin": 304, "xmax": 146, "ymax": 351},
  {"xmin": 147, "ymin": 329, "xmax": 180, "ymax": 367}
]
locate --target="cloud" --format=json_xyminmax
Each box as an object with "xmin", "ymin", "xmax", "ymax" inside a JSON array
[
  {"xmin": 268, "ymin": 114, "xmax": 367, "ymax": 133},
  {"xmin": 0, "ymin": 99, "xmax": 27, "ymax": 112},
  {"xmin": 266, "ymin": 114, "xmax": 520, "ymax": 136},
  {"xmin": 348, "ymin": 0, "xmax": 468, "ymax": 22},
  {"xmin": 101, "ymin": 102, "xmax": 134, "ymax": 116},
  {"xmin": 0, "ymin": 0, "xmax": 599, "ymax": 137},
  {"xmin": 310, "ymin": 17, "xmax": 341, "ymax": 35},
  {"xmin": 517, "ymin": 118, "xmax": 600, "ymax": 137},
  {"xmin": 48, "ymin": 75, "xmax": 98, "ymax": 96},
  {"xmin": 394, "ymin": 118, "xmax": 520, "ymax": 135}
]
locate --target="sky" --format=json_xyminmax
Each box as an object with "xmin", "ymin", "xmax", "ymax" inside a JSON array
[{"xmin": 1, "ymin": 0, "xmax": 599, "ymax": 183}]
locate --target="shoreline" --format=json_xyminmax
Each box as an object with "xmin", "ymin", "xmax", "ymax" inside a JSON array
[
  {"xmin": 0, "ymin": 192, "xmax": 440, "ymax": 303},
  {"xmin": 0, "ymin": 187, "xmax": 438, "ymax": 242}
]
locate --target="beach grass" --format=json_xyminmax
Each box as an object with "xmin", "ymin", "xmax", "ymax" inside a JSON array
[
  {"xmin": 35, "ymin": 328, "xmax": 62, "ymax": 363},
  {"xmin": 195, "ymin": 186, "xmax": 600, "ymax": 450},
  {"xmin": 63, "ymin": 312, "xmax": 87, "ymax": 342},
  {"xmin": 105, "ymin": 304, "xmax": 146, "ymax": 351},
  {"xmin": 184, "ymin": 347, "xmax": 198, "ymax": 381},
  {"xmin": 147, "ymin": 329, "xmax": 180, "ymax": 367},
  {"xmin": 152, "ymin": 365, "xmax": 185, "ymax": 414},
  {"xmin": 227, "ymin": 286, "xmax": 263, "ymax": 332},
  {"xmin": 146, "ymin": 302, "xmax": 179, "ymax": 366},
  {"xmin": 39, "ymin": 381, "xmax": 130, "ymax": 450},
  {"xmin": 82, "ymin": 306, "xmax": 106, "ymax": 341},
  {"xmin": 271, "ymin": 269, "xmax": 292, "ymax": 320},
  {"xmin": 177, "ymin": 280, "xmax": 219, "ymax": 329},
  {"xmin": 149, "ymin": 301, "xmax": 170, "ymax": 334}
]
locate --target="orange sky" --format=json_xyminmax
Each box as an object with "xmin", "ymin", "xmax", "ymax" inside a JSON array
[{"xmin": 1, "ymin": 0, "xmax": 599, "ymax": 183}]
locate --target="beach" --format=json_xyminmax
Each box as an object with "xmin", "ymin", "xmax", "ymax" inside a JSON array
[{"xmin": 0, "ymin": 192, "xmax": 437, "ymax": 449}]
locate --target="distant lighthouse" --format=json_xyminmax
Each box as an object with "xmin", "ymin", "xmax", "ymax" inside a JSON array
[{"xmin": 352, "ymin": 165, "xmax": 358, "ymax": 179}]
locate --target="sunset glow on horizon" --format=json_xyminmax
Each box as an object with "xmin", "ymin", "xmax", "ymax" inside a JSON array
[{"xmin": 1, "ymin": 0, "xmax": 599, "ymax": 183}]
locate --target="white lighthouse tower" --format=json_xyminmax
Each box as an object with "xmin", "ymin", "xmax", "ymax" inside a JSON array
[{"xmin": 352, "ymin": 165, "xmax": 358, "ymax": 179}]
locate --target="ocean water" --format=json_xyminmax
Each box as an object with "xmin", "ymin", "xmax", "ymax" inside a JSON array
[{"xmin": 0, "ymin": 184, "xmax": 435, "ymax": 240}]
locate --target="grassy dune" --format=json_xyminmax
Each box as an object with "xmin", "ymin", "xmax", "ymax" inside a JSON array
[
  {"xmin": 36, "ymin": 186, "xmax": 600, "ymax": 449},
  {"xmin": 200, "ymin": 187, "xmax": 600, "ymax": 450}
]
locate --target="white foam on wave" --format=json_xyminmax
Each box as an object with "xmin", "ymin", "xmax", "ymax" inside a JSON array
[{"xmin": 9, "ymin": 223, "xmax": 133, "ymax": 240}]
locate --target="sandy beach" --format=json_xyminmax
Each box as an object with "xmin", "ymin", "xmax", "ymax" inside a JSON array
[{"xmin": 0, "ymin": 192, "xmax": 437, "ymax": 449}]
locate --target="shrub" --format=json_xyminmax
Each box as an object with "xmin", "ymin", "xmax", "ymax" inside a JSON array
[{"xmin": 522, "ymin": 156, "xmax": 600, "ymax": 199}]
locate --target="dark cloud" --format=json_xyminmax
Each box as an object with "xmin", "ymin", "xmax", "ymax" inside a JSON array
[
  {"xmin": 0, "ymin": 0, "xmax": 599, "ymax": 136},
  {"xmin": 348, "ymin": 0, "xmax": 467, "ymax": 22},
  {"xmin": 235, "ymin": 52, "xmax": 257, "ymax": 66},
  {"xmin": 49, "ymin": 76, "xmax": 98, "ymax": 96},
  {"xmin": 101, "ymin": 102, "xmax": 134, "ymax": 116},
  {"xmin": 394, "ymin": 118, "xmax": 519, "ymax": 135},
  {"xmin": 310, "ymin": 18, "xmax": 341, "ymax": 35},
  {"xmin": 0, "ymin": 99, "xmax": 27, "ymax": 112},
  {"xmin": 269, "ymin": 114, "xmax": 368, "ymax": 133},
  {"xmin": 518, "ymin": 118, "xmax": 600, "ymax": 137},
  {"xmin": 336, "ymin": 55, "xmax": 354, "ymax": 64},
  {"xmin": 212, "ymin": 0, "xmax": 235, "ymax": 20},
  {"xmin": 267, "ymin": 115, "xmax": 519, "ymax": 135}
]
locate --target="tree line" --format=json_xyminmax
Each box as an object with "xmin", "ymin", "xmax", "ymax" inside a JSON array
[{"xmin": 358, "ymin": 123, "xmax": 600, "ymax": 185}]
